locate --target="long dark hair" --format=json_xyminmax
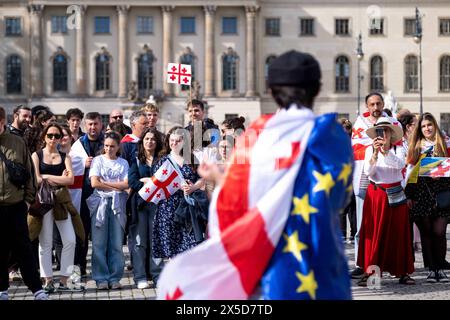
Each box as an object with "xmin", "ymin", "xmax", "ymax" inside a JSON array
[
  {"xmin": 270, "ymin": 83, "xmax": 321, "ymax": 109},
  {"xmin": 41, "ymin": 122, "xmax": 63, "ymax": 148},
  {"xmin": 137, "ymin": 128, "xmax": 163, "ymax": 164},
  {"xmin": 407, "ymin": 112, "xmax": 448, "ymax": 165}
]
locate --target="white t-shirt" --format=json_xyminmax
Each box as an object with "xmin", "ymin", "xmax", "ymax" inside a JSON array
[
  {"xmin": 89, "ymin": 155, "xmax": 129, "ymax": 183},
  {"xmin": 363, "ymin": 146, "xmax": 406, "ymax": 184}
]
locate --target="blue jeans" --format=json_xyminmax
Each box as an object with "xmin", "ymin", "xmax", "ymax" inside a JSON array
[
  {"xmin": 131, "ymin": 204, "xmax": 164, "ymax": 284},
  {"xmin": 91, "ymin": 198, "xmax": 125, "ymax": 285}
]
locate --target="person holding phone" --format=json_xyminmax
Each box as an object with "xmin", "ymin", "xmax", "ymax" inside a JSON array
[{"xmin": 357, "ymin": 117, "xmax": 415, "ymax": 286}]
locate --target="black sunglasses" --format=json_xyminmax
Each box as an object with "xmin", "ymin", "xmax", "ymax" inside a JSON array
[
  {"xmin": 46, "ymin": 133, "xmax": 61, "ymax": 140},
  {"xmin": 112, "ymin": 115, "xmax": 123, "ymax": 120}
]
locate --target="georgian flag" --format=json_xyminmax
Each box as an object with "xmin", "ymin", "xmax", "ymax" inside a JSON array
[
  {"xmin": 120, "ymin": 134, "xmax": 140, "ymax": 144},
  {"xmin": 167, "ymin": 63, "xmax": 192, "ymax": 86},
  {"xmin": 138, "ymin": 159, "xmax": 183, "ymax": 204},
  {"xmin": 68, "ymin": 139, "xmax": 88, "ymax": 213}
]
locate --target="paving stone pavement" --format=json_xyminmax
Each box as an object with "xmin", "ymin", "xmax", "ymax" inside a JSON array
[{"xmin": 7, "ymin": 228, "xmax": 450, "ymax": 300}]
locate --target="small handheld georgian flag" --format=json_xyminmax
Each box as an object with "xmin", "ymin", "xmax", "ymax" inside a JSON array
[
  {"xmin": 167, "ymin": 63, "xmax": 192, "ymax": 86},
  {"xmin": 138, "ymin": 159, "xmax": 183, "ymax": 204}
]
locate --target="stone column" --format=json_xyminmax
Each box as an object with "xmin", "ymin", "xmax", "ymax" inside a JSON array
[
  {"xmin": 245, "ymin": 6, "xmax": 259, "ymax": 97},
  {"xmin": 28, "ymin": 4, "xmax": 44, "ymax": 97},
  {"xmin": 162, "ymin": 6, "xmax": 174, "ymax": 96},
  {"xmin": 117, "ymin": 5, "xmax": 130, "ymax": 98},
  {"xmin": 204, "ymin": 5, "xmax": 216, "ymax": 97},
  {"xmin": 75, "ymin": 5, "xmax": 87, "ymax": 96}
]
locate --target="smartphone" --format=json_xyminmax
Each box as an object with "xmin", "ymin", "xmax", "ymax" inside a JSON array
[{"xmin": 375, "ymin": 128, "xmax": 384, "ymax": 138}]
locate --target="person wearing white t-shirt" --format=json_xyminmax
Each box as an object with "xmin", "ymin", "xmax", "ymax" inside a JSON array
[{"xmin": 87, "ymin": 132, "xmax": 129, "ymax": 290}]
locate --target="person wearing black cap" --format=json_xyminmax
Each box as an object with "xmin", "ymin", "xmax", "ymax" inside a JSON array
[{"xmin": 193, "ymin": 51, "xmax": 352, "ymax": 300}]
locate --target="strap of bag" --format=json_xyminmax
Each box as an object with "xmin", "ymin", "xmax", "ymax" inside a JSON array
[
  {"xmin": 0, "ymin": 147, "xmax": 9, "ymax": 164},
  {"xmin": 423, "ymin": 179, "xmax": 434, "ymax": 199}
]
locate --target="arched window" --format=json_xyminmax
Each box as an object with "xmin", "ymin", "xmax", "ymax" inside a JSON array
[
  {"xmin": 370, "ymin": 55, "xmax": 384, "ymax": 91},
  {"xmin": 222, "ymin": 48, "xmax": 238, "ymax": 91},
  {"xmin": 440, "ymin": 55, "xmax": 450, "ymax": 92},
  {"xmin": 53, "ymin": 54, "xmax": 68, "ymax": 91},
  {"xmin": 95, "ymin": 48, "xmax": 110, "ymax": 91},
  {"xmin": 138, "ymin": 47, "xmax": 154, "ymax": 98},
  {"xmin": 404, "ymin": 55, "xmax": 418, "ymax": 93},
  {"xmin": 6, "ymin": 55, "xmax": 21, "ymax": 94},
  {"xmin": 265, "ymin": 55, "xmax": 277, "ymax": 92},
  {"xmin": 335, "ymin": 55, "xmax": 349, "ymax": 92},
  {"xmin": 179, "ymin": 49, "xmax": 195, "ymax": 91}
]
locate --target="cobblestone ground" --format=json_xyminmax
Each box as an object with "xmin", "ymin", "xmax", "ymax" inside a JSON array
[{"xmin": 7, "ymin": 227, "xmax": 450, "ymax": 300}]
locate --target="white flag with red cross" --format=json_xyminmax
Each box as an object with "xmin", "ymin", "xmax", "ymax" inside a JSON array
[
  {"xmin": 138, "ymin": 159, "xmax": 183, "ymax": 204},
  {"xmin": 167, "ymin": 63, "xmax": 192, "ymax": 86}
]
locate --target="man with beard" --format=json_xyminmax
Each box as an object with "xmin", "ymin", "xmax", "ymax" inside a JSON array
[
  {"xmin": 350, "ymin": 92, "xmax": 399, "ymax": 278},
  {"xmin": 8, "ymin": 105, "xmax": 32, "ymax": 137},
  {"xmin": 71, "ymin": 112, "xmax": 104, "ymax": 277}
]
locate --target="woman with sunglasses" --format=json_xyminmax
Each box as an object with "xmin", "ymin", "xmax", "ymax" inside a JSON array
[{"xmin": 31, "ymin": 122, "xmax": 76, "ymax": 293}]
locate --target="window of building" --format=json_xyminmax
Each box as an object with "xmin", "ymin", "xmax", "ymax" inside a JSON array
[
  {"xmin": 137, "ymin": 16, "xmax": 153, "ymax": 34},
  {"xmin": 6, "ymin": 55, "xmax": 22, "ymax": 94},
  {"xmin": 265, "ymin": 18, "xmax": 280, "ymax": 36},
  {"xmin": 299, "ymin": 18, "xmax": 314, "ymax": 36},
  {"xmin": 222, "ymin": 17, "xmax": 237, "ymax": 35},
  {"xmin": 335, "ymin": 56, "xmax": 349, "ymax": 92},
  {"xmin": 222, "ymin": 50, "xmax": 238, "ymax": 91},
  {"xmin": 264, "ymin": 55, "xmax": 277, "ymax": 92},
  {"xmin": 404, "ymin": 18, "xmax": 417, "ymax": 36},
  {"xmin": 179, "ymin": 50, "xmax": 195, "ymax": 91},
  {"xmin": 335, "ymin": 19, "xmax": 350, "ymax": 36},
  {"xmin": 370, "ymin": 55, "xmax": 384, "ymax": 91},
  {"xmin": 369, "ymin": 18, "xmax": 384, "ymax": 35},
  {"xmin": 95, "ymin": 17, "xmax": 110, "ymax": 34},
  {"xmin": 441, "ymin": 113, "xmax": 450, "ymax": 136},
  {"xmin": 440, "ymin": 55, "xmax": 450, "ymax": 92},
  {"xmin": 138, "ymin": 48, "xmax": 154, "ymax": 98},
  {"xmin": 53, "ymin": 54, "xmax": 68, "ymax": 91},
  {"xmin": 95, "ymin": 52, "xmax": 110, "ymax": 91},
  {"xmin": 51, "ymin": 16, "xmax": 68, "ymax": 33},
  {"xmin": 180, "ymin": 17, "xmax": 196, "ymax": 34},
  {"xmin": 439, "ymin": 18, "xmax": 450, "ymax": 36},
  {"xmin": 404, "ymin": 55, "xmax": 418, "ymax": 93},
  {"xmin": 5, "ymin": 17, "xmax": 21, "ymax": 36}
]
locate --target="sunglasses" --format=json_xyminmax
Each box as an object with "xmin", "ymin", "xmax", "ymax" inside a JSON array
[
  {"xmin": 112, "ymin": 115, "xmax": 123, "ymax": 120},
  {"xmin": 46, "ymin": 133, "xmax": 61, "ymax": 140}
]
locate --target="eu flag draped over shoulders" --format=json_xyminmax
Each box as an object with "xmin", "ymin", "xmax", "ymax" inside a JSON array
[{"xmin": 261, "ymin": 113, "xmax": 353, "ymax": 300}]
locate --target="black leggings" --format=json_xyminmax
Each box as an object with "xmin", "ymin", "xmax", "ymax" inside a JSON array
[{"xmin": 415, "ymin": 216, "xmax": 447, "ymax": 270}]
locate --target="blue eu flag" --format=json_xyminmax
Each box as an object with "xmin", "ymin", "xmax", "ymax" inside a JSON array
[{"xmin": 261, "ymin": 113, "xmax": 353, "ymax": 300}]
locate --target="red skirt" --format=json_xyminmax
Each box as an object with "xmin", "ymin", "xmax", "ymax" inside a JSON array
[{"xmin": 357, "ymin": 182, "xmax": 414, "ymax": 277}]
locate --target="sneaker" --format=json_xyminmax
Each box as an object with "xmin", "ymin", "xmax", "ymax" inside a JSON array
[
  {"xmin": 437, "ymin": 270, "xmax": 450, "ymax": 283},
  {"xmin": 137, "ymin": 280, "xmax": 149, "ymax": 289},
  {"xmin": 110, "ymin": 282, "xmax": 122, "ymax": 290},
  {"xmin": 34, "ymin": 290, "xmax": 49, "ymax": 300},
  {"xmin": 97, "ymin": 282, "xmax": 109, "ymax": 290},
  {"xmin": 43, "ymin": 281, "xmax": 56, "ymax": 294},
  {"xmin": 0, "ymin": 291, "xmax": 8, "ymax": 300},
  {"xmin": 9, "ymin": 270, "xmax": 21, "ymax": 281},
  {"xmin": 426, "ymin": 270, "xmax": 438, "ymax": 283},
  {"xmin": 350, "ymin": 267, "xmax": 365, "ymax": 279},
  {"xmin": 126, "ymin": 263, "xmax": 133, "ymax": 271},
  {"xmin": 58, "ymin": 282, "xmax": 86, "ymax": 292}
]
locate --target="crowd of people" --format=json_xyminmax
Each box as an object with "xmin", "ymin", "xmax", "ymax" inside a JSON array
[
  {"xmin": 0, "ymin": 100, "xmax": 246, "ymax": 300},
  {"xmin": 342, "ymin": 94, "xmax": 450, "ymax": 286}
]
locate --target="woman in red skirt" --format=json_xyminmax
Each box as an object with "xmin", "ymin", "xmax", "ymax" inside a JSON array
[{"xmin": 357, "ymin": 117, "xmax": 415, "ymax": 286}]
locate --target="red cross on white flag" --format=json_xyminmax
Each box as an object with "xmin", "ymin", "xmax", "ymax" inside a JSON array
[
  {"xmin": 167, "ymin": 63, "xmax": 192, "ymax": 86},
  {"xmin": 138, "ymin": 159, "xmax": 184, "ymax": 204}
]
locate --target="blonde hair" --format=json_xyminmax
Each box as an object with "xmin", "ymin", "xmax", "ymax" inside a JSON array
[
  {"xmin": 407, "ymin": 112, "xmax": 448, "ymax": 165},
  {"xmin": 141, "ymin": 103, "xmax": 159, "ymax": 113}
]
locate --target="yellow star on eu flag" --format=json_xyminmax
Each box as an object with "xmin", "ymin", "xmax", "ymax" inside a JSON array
[
  {"xmin": 337, "ymin": 163, "xmax": 352, "ymax": 186},
  {"xmin": 283, "ymin": 231, "xmax": 308, "ymax": 262},
  {"xmin": 296, "ymin": 270, "xmax": 318, "ymax": 300},
  {"xmin": 312, "ymin": 170, "xmax": 335, "ymax": 196},
  {"xmin": 292, "ymin": 194, "xmax": 318, "ymax": 224}
]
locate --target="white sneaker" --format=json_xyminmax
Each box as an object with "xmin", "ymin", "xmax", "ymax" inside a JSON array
[
  {"xmin": 9, "ymin": 270, "xmax": 21, "ymax": 281},
  {"xmin": 0, "ymin": 291, "xmax": 8, "ymax": 300},
  {"xmin": 34, "ymin": 290, "xmax": 49, "ymax": 300},
  {"xmin": 137, "ymin": 280, "xmax": 150, "ymax": 289}
]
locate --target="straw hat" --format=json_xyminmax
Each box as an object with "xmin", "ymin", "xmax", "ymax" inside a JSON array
[{"xmin": 366, "ymin": 117, "xmax": 403, "ymax": 144}]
